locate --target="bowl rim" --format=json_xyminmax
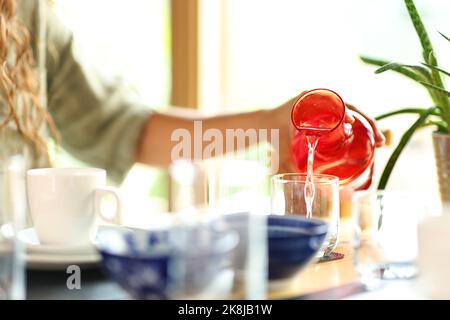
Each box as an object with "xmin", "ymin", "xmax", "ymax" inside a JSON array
[
  {"xmin": 95, "ymin": 226, "xmax": 239, "ymax": 260},
  {"xmin": 267, "ymin": 224, "xmax": 328, "ymax": 239},
  {"xmin": 222, "ymin": 212, "xmax": 329, "ymax": 237},
  {"xmin": 268, "ymin": 215, "xmax": 328, "ymax": 237}
]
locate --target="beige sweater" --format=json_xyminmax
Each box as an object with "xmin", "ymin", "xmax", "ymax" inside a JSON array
[{"xmin": 11, "ymin": 0, "xmax": 151, "ymax": 183}]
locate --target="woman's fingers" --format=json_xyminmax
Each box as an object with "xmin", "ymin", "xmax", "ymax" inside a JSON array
[
  {"xmin": 345, "ymin": 112, "xmax": 355, "ymax": 124},
  {"xmin": 345, "ymin": 103, "xmax": 386, "ymax": 148}
]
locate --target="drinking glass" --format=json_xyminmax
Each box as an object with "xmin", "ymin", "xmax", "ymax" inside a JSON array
[
  {"xmin": 168, "ymin": 159, "xmax": 268, "ymax": 299},
  {"xmin": 169, "ymin": 160, "xmax": 209, "ymax": 213},
  {"xmin": 352, "ymin": 190, "xmax": 430, "ymax": 289},
  {"xmin": 0, "ymin": 154, "xmax": 26, "ymax": 300},
  {"xmin": 165, "ymin": 218, "xmax": 239, "ymax": 299},
  {"xmin": 169, "ymin": 159, "xmax": 270, "ymax": 214},
  {"xmin": 271, "ymin": 173, "xmax": 339, "ymax": 257},
  {"xmin": 213, "ymin": 160, "xmax": 268, "ymax": 299}
]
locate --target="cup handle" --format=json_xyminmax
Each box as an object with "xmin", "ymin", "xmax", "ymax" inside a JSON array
[{"xmin": 95, "ymin": 187, "xmax": 122, "ymax": 225}]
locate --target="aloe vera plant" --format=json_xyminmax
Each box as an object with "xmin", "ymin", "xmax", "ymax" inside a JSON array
[{"xmin": 360, "ymin": 0, "xmax": 450, "ymax": 190}]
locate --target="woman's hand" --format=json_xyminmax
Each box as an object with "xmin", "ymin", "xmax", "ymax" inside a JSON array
[
  {"xmin": 264, "ymin": 96, "xmax": 386, "ymax": 174},
  {"xmin": 263, "ymin": 96, "xmax": 299, "ymax": 174},
  {"xmin": 345, "ymin": 103, "xmax": 386, "ymax": 148}
]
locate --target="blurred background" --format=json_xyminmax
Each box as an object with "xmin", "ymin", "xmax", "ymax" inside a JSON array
[{"xmin": 51, "ymin": 0, "xmax": 450, "ymax": 219}]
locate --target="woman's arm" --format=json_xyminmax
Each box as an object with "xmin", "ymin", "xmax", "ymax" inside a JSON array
[
  {"xmin": 136, "ymin": 106, "xmax": 272, "ymax": 167},
  {"xmin": 137, "ymin": 96, "xmax": 304, "ymax": 173},
  {"xmin": 136, "ymin": 98, "xmax": 386, "ymax": 173}
]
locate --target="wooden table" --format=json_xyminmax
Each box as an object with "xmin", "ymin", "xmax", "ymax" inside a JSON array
[
  {"xmin": 27, "ymin": 219, "xmax": 362, "ymax": 300},
  {"xmin": 26, "ymin": 247, "xmax": 359, "ymax": 300},
  {"xmin": 268, "ymin": 242, "xmax": 359, "ymax": 299},
  {"xmin": 27, "ymin": 268, "xmax": 127, "ymax": 300},
  {"xmin": 268, "ymin": 219, "xmax": 361, "ymax": 299}
]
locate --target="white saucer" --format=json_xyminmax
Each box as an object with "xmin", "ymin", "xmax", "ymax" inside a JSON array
[
  {"xmin": 18, "ymin": 228, "xmax": 98, "ymax": 255},
  {"xmin": 25, "ymin": 253, "xmax": 100, "ymax": 270},
  {"xmin": 18, "ymin": 228, "xmax": 100, "ymax": 270}
]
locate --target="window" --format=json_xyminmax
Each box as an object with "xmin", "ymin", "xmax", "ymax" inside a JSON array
[
  {"xmin": 53, "ymin": 0, "xmax": 171, "ymax": 221},
  {"xmin": 51, "ymin": 0, "xmax": 450, "ymax": 217},
  {"xmin": 215, "ymin": 0, "xmax": 450, "ymax": 205}
]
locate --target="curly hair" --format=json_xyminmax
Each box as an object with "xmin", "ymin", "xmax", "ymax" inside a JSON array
[{"xmin": 0, "ymin": 0, "xmax": 58, "ymax": 159}]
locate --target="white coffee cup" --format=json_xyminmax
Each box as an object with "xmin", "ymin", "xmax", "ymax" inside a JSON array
[{"xmin": 27, "ymin": 168, "xmax": 122, "ymax": 246}]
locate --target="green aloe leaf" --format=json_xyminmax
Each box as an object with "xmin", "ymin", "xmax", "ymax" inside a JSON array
[
  {"xmin": 439, "ymin": 31, "xmax": 450, "ymax": 43},
  {"xmin": 361, "ymin": 56, "xmax": 425, "ymax": 82},
  {"xmin": 421, "ymin": 63, "xmax": 450, "ymax": 78},
  {"xmin": 361, "ymin": 55, "xmax": 442, "ymax": 105},
  {"xmin": 404, "ymin": 0, "xmax": 449, "ymax": 114},
  {"xmin": 419, "ymin": 81, "xmax": 450, "ymax": 97},
  {"xmin": 375, "ymin": 62, "xmax": 432, "ymax": 81},
  {"xmin": 404, "ymin": 0, "xmax": 436, "ymax": 66},
  {"xmin": 424, "ymin": 120, "xmax": 448, "ymax": 132},
  {"xmin": 359, "ymin": 56, "xmax": 390, "ymax": 67},
  {"xmin": 375, "ymin": 107, "xmax": 437, "ymax": 121},
  {"xmin": 378, "ymin": 107, "xmax": 435, "ymax": 190}
]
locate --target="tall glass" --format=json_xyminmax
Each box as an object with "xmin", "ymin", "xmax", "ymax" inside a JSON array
[
  {"xmin": 352, "ymin": 190, "xmax": 430, "ymax": 289},
  {"xmin": 168, "ymin": 160, "xmax": 209, "ymax": 213},
  {"xmin": 0, "ymin": 154, "xmax": 26, "ymax": 300},
  {"xmin": 166, "ymin": 219, "xmax": 239, "ymax": 300},
  {"xmin": 169, "ymin": 159, "xmax": 269, "ymax": 214},
  {"xmin": 168, "ymin": 159, "xmax": 268, "ymax": 299},
  {"xmin": 271, "ymin": 173, "xmax": 339, "ymax": 257}
]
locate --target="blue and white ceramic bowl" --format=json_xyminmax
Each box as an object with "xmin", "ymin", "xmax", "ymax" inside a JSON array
[
  {"xmin": 95, "ymin": 225, "xmax": 238, "ymax": 299},
  {"xmin": 267, "ymin": 215, "xmax": 328, "ymax": 280},
  {"xmin": 223, "ymin": 213, "xmax": 328, "ymax": 280}
]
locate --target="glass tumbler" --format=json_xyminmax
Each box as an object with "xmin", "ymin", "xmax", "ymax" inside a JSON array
[
  {"xmin": 271, "ymin": 173, "xmax": 339, "ymax": 257},
  {"xmin": 169, "ymin": 159, "xmax": 268, "ymax": 299},
  {"xmin": 352, "ymin": 190, "xmax": 430, "ymax": 289},
  {"xmin": 0, "ymin": 154, "xmax": 26, "ymax": 300}
]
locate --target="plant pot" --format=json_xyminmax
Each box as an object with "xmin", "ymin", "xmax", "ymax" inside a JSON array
[{"xmin": 432, "ymin": 133, "xmax": 450, "ymax": 202}]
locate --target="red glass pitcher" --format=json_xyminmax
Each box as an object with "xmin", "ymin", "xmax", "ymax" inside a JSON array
[{"xmin": 291, "ymin": 88, "xmax": 376, "ymax": 213}]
